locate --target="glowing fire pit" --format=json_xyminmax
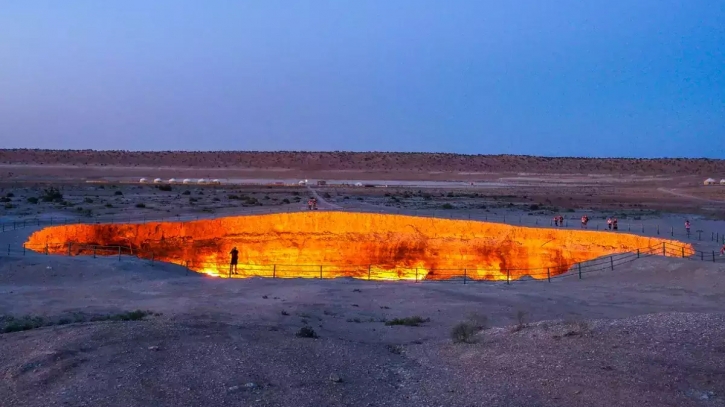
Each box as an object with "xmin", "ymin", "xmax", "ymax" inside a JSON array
[{"xmin": 25, "ymin": 212, "xmax": 692, "ymax": 281}]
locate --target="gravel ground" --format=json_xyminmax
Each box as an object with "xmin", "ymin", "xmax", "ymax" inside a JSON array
[{"xmin": 0, "ymin": 255, "xmax": 724, "ymax": 406}]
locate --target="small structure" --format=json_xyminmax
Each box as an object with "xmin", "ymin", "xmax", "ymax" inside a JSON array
[
  {"xmin": 721, "ymin": 179, "xmax": 725, "ymax": 185},
  {"xmin": 298, "ymin": 180, "xmax": 307, "ymax": 186},
  {"xmin": 153, "ymin": 178, "xmax": 163, "ymax": 184},
  {"xmin": 139, "ymin": 178, "xmax": 148, "ymax": 183},
  {"xmin": 317, "ymin": 180, "xmax": 327, "ymax": 186},
  {"xmin": 198, "ymin": 178, "xmax": 207, "ymax": 184},
  {"xmin": 168, "ymin": 178, "xmax": 178, "ymax": 184},
  {"xmin": 211, "ymin": 179, "xmax": 221, "ymax": 185},
  {"xmin": 354, "ymin": 182, "xmax": 363, "ymax": 187},
  {"xmin": 182, "ymin": 179, "xmax": 192, "ymax": 184},
  {"xmin": 704, "ymin": 178, "xmax": 717, "ymax": 185}
]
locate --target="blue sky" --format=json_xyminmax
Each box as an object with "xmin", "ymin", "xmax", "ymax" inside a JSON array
[{"xmin": 0, "ymin": 1, "xmax": 723, "ymax": 157}]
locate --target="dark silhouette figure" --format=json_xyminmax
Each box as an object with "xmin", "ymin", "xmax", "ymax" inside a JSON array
[
  {"xmin": 685, "ymin": 220, "xmax": 691, "ymax": 236},
  {"xmin": 229, "ymin": 247, "xmax": 239, "ymax": 275}
]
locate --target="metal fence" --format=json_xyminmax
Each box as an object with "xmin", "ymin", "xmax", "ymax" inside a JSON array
[{"xmin": 7, "ymin": 240, "xmax": 723, "ymax": 283}]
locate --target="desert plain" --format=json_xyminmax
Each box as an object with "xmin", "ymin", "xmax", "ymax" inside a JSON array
[{"xmin": 0, "ymin": 150, "xmax": 724, "ymax": 407}]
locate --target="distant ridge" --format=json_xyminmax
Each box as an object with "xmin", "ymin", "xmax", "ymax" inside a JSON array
[{"xmin": 0, "ymin": 149, "xmax": 723, "ymax": 175}]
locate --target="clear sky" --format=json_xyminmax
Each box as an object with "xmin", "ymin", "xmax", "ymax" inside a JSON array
[{"xmin": 1, "ymin": 1, "xmax": 723, "ymax": 158}]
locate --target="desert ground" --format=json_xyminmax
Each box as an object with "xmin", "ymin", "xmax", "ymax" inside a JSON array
[{"xmin": 1, "ymin": 150, "xmax": 725, "ymax": 407}]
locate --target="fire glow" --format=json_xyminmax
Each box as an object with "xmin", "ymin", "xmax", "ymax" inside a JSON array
[{"xmin": 25, "ymin": 212, "xmax": 692, "ymax": 281}]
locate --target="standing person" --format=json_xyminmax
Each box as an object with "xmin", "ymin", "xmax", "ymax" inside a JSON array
[
  {"xmin": 558, "ymin": 215, "xmax": 565, "ymax": 227},
  {"xmin": 229, "ymin": 246, "xmax": 239, "ymax": 275},
  {"xmin": 612, "ymin": 218, "xmax": 618, "ymax": 230},
  {"xmin": 685, "ymin": 220, "xmax": 691, "ymax": 236},
  {"xmin": 553, "ymin": 216, "xmax": 559, "ymax": 227},
  {"xmin": 607, "ymin": 218, "xmax": 612, "ymax": 230},
  {"xmin": 581, "ymin": 215, "xmax": 586, "ymax": 229},
  {"xmin": 720, "ymin": 243, "xmax": 725, "ymax": 256}
]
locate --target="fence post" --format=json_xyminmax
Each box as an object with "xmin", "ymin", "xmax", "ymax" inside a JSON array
[
  {"xmin": 368, "ymin": 265, "xmax": 371, "ymax": 280},
  {"xmin": 45, "ymin": 244, "xmax": 48, "ymax": 255},
  {"xmin": 698, "ymin": 231, "xmax": 702, "ymax": 241},
  {"xmin": 415, "ymin": 268, "xmax": 418, "ymax": 283},
  {"xmin": 610, "ymin": 256, "xmax": 614, "ymax": 270},
  {"xmin": 657, "ymin": 225, "xmax": 659, "ymax": 235},
  {"xmin": 150, "ymin": 252, "xmax": 154, "ymax": 264},
  {"xmin": 713, "ymin": 251, "xmax": 716, "ymax": 263},
  {"xmin": 23, "ymin": 243, "xmax": 25, "ymax": 256},
  {"xmin": 118, "ymin": 246, "xmax": 121, "ymax": 261},
  {"xmin": 662, "ymin": 242, "xmax": 666, "ymax": 256},
  {"xmin": 547, "ymin": 267, "xmax": 550, "ymax": 282},
  {"xmin": 463, "ymin": 268, "xmax": 467, "ymax": 284},
  {"xmin": 578, "ymin": 263, "xmax": 582, "ymax": 279},
  {"xmin": 681, "ymin": 247, "xmax": 685, "ymax": 258},
  {"xmin": 637, "ymin": 248, "xmax": 640, "ymax": 258},
  {"xmin": 319, "ymin": 265, "xmax": 323, "ymax": 279},
  {"xmin": 67, "ymin": 242, "xmax": 71, "ymax": 257},
  {"xmin": 670, "ymin": 226, "xmax": 673, "ymax": 236},
  {"xmin": 506, "ymin": 269, "xmax": 510, "ymax": 285}
]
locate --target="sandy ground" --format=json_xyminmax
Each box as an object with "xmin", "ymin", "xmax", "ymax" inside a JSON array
[
  {"xmin": 0, "ymin": 254, "xmax": 724, "ymax": 407},
  {"xmin": 0, "ymin": 162, "xmax": 724, "ymax": 406}
]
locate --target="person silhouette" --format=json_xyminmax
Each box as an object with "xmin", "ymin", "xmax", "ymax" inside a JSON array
[{"xmin": 229, "ymin": 247, "xmax": 239, "ymax": 275}]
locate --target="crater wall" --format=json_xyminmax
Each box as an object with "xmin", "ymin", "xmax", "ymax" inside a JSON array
[{"xmin": 25, "ymin": 212, "xmax": 692, "ymax": 280}]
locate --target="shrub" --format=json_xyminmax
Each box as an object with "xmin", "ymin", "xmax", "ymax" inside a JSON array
[
  {"xmin": 41, "ymin": 187, "xmax": 63, "ymax": 202},
  {"xmin": 442, "ymin": 203, "xmax": 454, "ymax": 210},
  {"xmin": 228, "ymin": 194, "xmax": 240, "ymax": 200},
  {"xmin": 27, "ymin": 197, "xmax": 38, "ymax": 204},
  {"xmin": 385, "ymin": 316, "xmax": 429, "ymax": 327},
  {"xmin": 4, "ymin": 203, "xmax": 14, "ymax": 209},
  {"xmin": 451, "ymin": 322, "xmax": 478, "ymax": 343},
  {"xmin": 135, "ymin": 203, "xmax": 146, "ymax": 208},
  {"xmin": 157, "ymin": 185, "xmax": 172, "ymax": 192},
  {"xmin": 114, "ymin": 191, "xmax": 123, "ymax": 196},
  {"xmin": 529, "ymin": 204, "xmax": 540, "ymax": 210},
  {"xmin": 0, "ymin": 197, "xmax": 11, "ymax": 203},
  {"xmin": 5, "ymin": 193, "xmax": 14, "ymax": 198},
  {"xmin": 182, "ymin": 190, "xmax": 191, "ymax": 195},
  {"xmin": 296, "ymin": 326, "xmax": 318, "ymax": 338},
  {"xmin": 105, "ymin": 203, "xmax": 113, "ymax": 208},
  {"xmin": 282, "ymin": 198, "xmax": 290, "ymax": 204},
  {"xmin": 323, "ymin": 192, "xmax": 331, "ymax": 199}
]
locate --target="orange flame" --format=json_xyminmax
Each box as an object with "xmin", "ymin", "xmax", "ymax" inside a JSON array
[{"xmin": 24, "ymin": 212, "xmax": 693, "ymax": 281}]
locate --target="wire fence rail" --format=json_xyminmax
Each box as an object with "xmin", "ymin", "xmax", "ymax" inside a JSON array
[
  {"xmin": 2, "ymin": 207, "xmax": 725, "ymax": 246},
  {"xmin": 6, "ymin": 241, "xmax": 723, "ymax": 284}
]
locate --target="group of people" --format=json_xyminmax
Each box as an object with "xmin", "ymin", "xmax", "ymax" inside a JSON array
[
  {"xmin": 606, "ymin": 217, "xmax": 619, "ymax": 230},
  {"xmin": 307, "ymin": 197, "xmax": 318, "ymax": 210},
  {"xmin": 552, "ymin": 215, "xmax": 565, "ymax": 227}
]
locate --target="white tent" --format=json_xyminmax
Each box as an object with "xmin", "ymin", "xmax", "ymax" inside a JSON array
[
  {"xmin": 139, "ymin": 178, "xmax": 148, "ymax": 183},
  {"xmin": 168, "ymin": 178, "xmax": 178, "ymax": 184},
  {"xmin": 354, "ymin": 182, "xmax": 363, "ymax": 187},
  {"xmin": 721, "ymin": 179, "xmax": 725, "ymax": 185},
  {"xmin": 211, "ymin": 179, "xmax": 221, "ymax": 185},
  {"xmin": 153, "ymin": 178, "xmax": 163, "ymax": 184},
  {"xmin": 182, "ymin": 179, "xmax": 192, "ymax": 184},
  {"xmin": 198, "ymin": 178, "xmax": 207, "ymax": 184},
  {"xmin": 704, "ymin": 178, "xmax": 716, "ymax": 185}
]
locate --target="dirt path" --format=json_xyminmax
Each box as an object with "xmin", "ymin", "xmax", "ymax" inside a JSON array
[
  {"xmin": 657, "ymin": 188, "xmax": 725, "ymax": 204},
  {"xmin": 306, "ymin": 186, "xmax": 342, "ymax": 210}
]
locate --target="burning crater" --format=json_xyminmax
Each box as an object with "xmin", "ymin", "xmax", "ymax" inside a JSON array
[{"xmin": 25, "ymin": 212, "xmax": 691, "ymax": 281}]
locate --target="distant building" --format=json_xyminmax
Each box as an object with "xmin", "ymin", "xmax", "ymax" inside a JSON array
[
  {"xmin": 139, "ymin": 178, "xmax": 148, "ymax": 183},
  {"xmin": 721, "ymin": 179, "xmax": 725, "ymax": 185},
  {"xmin": 317, "ymin": 180, "xmax": 327, "ymax": 186},
  {"xmin": 153, "ymin": 178, "xmax": 163, "ymax": 184},
  {"xmin": 354, "ymin": 182, "xmax": 363, "ymax": 187},
  {"xmin": 704, "ymin": 178, "xmax": 717, "ymax": 185}
]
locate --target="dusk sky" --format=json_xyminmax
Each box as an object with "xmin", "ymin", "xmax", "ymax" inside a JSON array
[{"xmin": 1, "ymin": 1, "xmax": 723, "ymax": 158}]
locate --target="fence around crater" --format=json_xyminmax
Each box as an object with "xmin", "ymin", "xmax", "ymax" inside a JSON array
[{"xmin": 6, "ymin": 240, "xmax": 721, "ymax": 284}]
